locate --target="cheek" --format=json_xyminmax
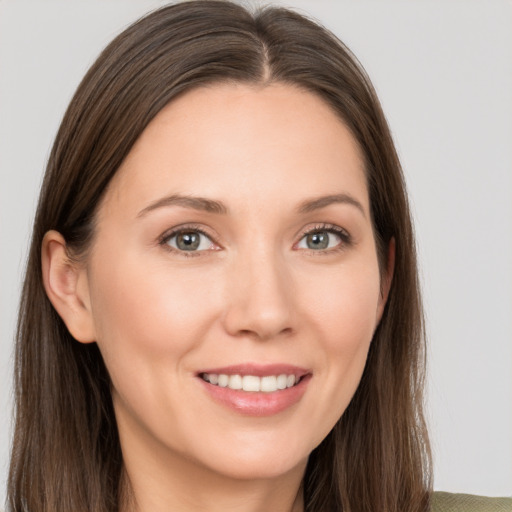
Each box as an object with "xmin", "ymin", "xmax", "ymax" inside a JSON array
[
  {"xmin": 87, "ymin": 253, "xmax": 228, "ymax": 444},
  {"xmin": 303, "ymin": 259, "xmax": 381, "ymax": 347},
  {"xmin": 88, "ymin": 253, "xmax": 221, "ymax": 378},
  {"xmin": 298, "ymin": 258, "xmax": 381, "ymax": 428}
]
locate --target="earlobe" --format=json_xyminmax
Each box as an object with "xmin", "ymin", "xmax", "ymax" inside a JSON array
[
  {"xmin": 377, "ymin": 237, "xmax": 395, "ymax": 323},
  {"xmin": 41, "ymin": 230, "xmax": 96, "ymax": 343}
]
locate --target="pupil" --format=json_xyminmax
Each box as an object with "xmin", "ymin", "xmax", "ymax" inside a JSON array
[
  {"xmin": 307, "ymin": 232, "xmax": 328, "ymax": 250},
  {"xmin": 177, "ymin": 232, "xmax": 200, "ymax": 251}
]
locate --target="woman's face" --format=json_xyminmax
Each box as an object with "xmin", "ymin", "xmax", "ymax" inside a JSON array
[{"xmin": 84, "ymin": 83, "xmax": 388, "ymax": 481}]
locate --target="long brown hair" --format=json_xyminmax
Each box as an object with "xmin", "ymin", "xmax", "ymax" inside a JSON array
[{"xmin": 8, "ymin": 1, "xmax": 431, "ymax": 510}]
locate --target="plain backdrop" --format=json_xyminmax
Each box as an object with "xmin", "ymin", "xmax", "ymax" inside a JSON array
[{"xmin": 1, "ymin": 0, "xmax": 511, "ymax": 504}]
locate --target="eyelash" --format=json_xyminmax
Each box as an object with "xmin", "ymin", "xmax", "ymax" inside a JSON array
[
  {"xmin": 158, "ymin": 223, "xmax": 216, "ymax": 258},
  {"xmin": 158, "ymin": 222, "xmax": 352, "ymax": 257},
  {"xmin": 296, "ymin": 223, "xmax": 352, "ymax": 255}
]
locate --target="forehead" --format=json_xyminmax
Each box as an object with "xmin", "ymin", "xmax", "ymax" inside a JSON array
[{"xmin": 99, "ymin": 82, "xmax": 368, "ymax": 219}]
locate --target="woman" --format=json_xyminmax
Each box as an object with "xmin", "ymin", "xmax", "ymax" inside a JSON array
[{"xmin": 6, "ymin": 1, "xmax": 510, "ymax": 511}]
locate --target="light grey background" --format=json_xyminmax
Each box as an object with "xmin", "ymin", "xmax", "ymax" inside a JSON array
[{"xmin": 1, "ymin": 0, "xmax": 511, "ymax": 504}]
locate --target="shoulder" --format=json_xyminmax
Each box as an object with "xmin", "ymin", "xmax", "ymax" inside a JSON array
[{"xmin": 432, "ymin": 491, "xmax": 512, "ymax": 512}]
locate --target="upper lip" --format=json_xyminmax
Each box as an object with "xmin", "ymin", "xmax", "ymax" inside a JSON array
[{"xmin": 197, "ymin": 363, "xmax": 310, "ymax": 378}]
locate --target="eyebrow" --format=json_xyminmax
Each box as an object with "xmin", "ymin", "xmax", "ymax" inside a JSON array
[
  {"xmin": 137, "ymin": 194, "xmax": 228, "ymax": 217},
  {"xmin": 137, "ymin": 192, "xmax": 366, "ymax": 218},
  {"xmin": 297, "ymin": 193, "xmax": 366, "ymax": 218}
]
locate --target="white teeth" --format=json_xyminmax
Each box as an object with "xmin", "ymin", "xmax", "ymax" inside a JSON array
[
  {"xmin": 276, "ymin": 374, "xmax": 287, "ymax": 390},
  {"xmin": 217, "ymin": 374, "xmax": 229, "ymax": 387},
  {"xmin": 242, "ymin": 375, "xmax": 260, "ymax": 392},
  {"xmin": 260, "ymin": 375, "xmax": 277, "ymax": 392},
  {"xmin": 228, "ymin": 374, "xmax": 243, "ymax": 390},
  {"xmin": 202, "ymin": 373, "xmax": 299, "ymax": 392}
]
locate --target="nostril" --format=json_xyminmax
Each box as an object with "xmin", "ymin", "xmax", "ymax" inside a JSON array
[{"xmin": 234, "ymin": 326, "xmax": 294, "ymax": 341}]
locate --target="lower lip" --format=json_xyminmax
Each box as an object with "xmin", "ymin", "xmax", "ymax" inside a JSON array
[{"xmin": 198, "ymin": 375, "xmax": 311, "ymax": 416}]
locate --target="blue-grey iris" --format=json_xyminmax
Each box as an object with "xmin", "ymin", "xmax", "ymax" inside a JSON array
[
  {"xmin": 307, "ymin": 232, "xmax": 329, "ymax": 250},
  {"xmin": 176, "ymin": 231, "xmax": 201, "ymax": 250}
]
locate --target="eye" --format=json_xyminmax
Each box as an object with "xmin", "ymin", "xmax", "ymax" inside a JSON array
[
  {"xmin": 296, "ymin": 226, "xmax": 349, "ymax": 251},
  {"xmin": 163, "ymin": 229, "xmax": 215, "ymax": 252}
]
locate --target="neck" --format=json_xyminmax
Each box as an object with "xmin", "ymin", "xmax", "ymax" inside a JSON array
[
  {"xmin": 117, "ymin": 412, "xmax": 306, "ymax": 512},
  {"xmin": 120, "ymin": 452, "xmax": 306, "ymax": 512}
]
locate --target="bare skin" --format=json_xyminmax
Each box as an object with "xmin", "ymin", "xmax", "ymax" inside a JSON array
[{"xmin": 42, "ymin": 83, "xmax": 393, "ymax": 512}]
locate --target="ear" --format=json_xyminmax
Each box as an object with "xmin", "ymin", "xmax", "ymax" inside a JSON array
[
  {"xmin": 41, "ymin": 230, "xmax": 96, "ymax": 343},
  {"xmin": 376, "ymin": 237, "xmax": 395, "ymax": 324}
]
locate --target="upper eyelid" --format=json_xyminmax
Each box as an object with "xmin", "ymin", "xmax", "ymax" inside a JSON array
[
  {"xmin": 298, "ymin": 223, "xmax": 349, "ymax": 237},
  {"xmin": 159, "ymin": 223, "xmax": 218, "ymax": 244},
  {"xmin": 158, "ymin": 225, "xmax": 220, "ymax": 257}
]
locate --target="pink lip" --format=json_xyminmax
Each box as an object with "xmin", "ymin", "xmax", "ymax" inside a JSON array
[
  {"xmin": 197, "ymin": 363, "xmax": 309, "ymax": 378},
  {"xmin": 196, "ymin": 364, "xmax": 312, "ymax": 417}
]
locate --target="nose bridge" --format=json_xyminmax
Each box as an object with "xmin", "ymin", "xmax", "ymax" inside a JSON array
[{"xmin": 222, "ymin": 240, "xmax": 295, "ymax": 340}]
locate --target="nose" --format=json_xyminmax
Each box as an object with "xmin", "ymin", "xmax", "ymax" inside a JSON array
[{"xmin": 222, "ymin": 246, "xmax": 296, "ymax": 341}]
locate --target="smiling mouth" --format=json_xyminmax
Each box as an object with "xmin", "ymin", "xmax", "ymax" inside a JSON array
[
  {"xmin": 200, "ymin": 373, "xmax": 304, "ymax": 393},
  {"xmin": 197, "ymin": 366, "xmax": 311, "ymax": 415}
]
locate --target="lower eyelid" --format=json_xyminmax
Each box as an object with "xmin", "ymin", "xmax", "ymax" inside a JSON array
[
  {"xmin": 171, "ymin": 233, "xmax": 212, "ymax": 250},
  {"xmin": 297, "ymin": 231, "xmax": 343, "ymax": 249}
]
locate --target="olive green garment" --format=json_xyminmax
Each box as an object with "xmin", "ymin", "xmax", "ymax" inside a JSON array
[{"xmin": 432, "ymin": 492, "xmax": 512, "ymax": 512}]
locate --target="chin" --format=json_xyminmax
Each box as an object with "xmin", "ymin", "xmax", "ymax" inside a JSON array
[
  {"xmin": 202, "ymin": 452, "xmax": 309, "ymax": 481},
  {"xmin": 183, "ymin": 431, "xmax": 314, "ymax": 481}
]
